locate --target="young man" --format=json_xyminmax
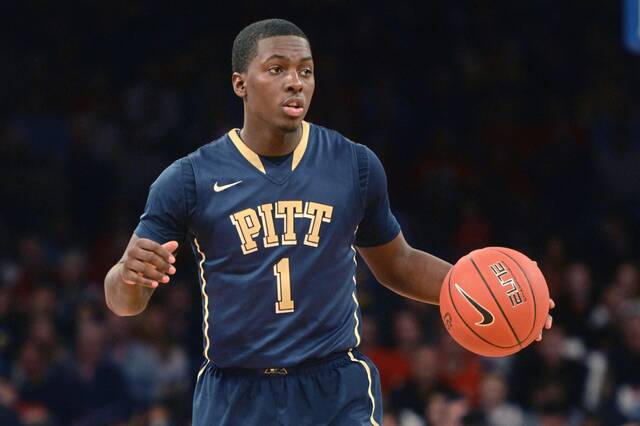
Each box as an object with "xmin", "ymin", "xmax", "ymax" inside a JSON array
[{"xmin": 104, "ymin": 19, "xmax": 551, "ymax": 425}]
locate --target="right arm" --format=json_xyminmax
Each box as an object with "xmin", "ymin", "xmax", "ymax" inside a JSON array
[
  {"xmin": 104, "ymin": 234, "xmax": 178, "ymax": 316},
  {"xmin": 104, "ymin": 158, "xmax": 193, "ymax": 316}
]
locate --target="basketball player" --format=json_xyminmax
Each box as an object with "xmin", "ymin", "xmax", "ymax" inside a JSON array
[{"xmin": 104, "ymin": 19, "xmax": 553, "ymax": 425}]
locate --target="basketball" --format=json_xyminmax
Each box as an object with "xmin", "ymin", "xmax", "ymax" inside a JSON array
[{"xmin": 439, "ymin": 247, "xmax": 550, "ymax": 357}]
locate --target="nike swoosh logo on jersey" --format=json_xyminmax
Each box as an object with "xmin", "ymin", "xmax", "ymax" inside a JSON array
[
  {"xmin": 454, "ymin": 283, "xmax": 495, "ymax": 326},
  {"xmin": 213, "ymin": 180, "xmax": 242, "ymax": 192}
]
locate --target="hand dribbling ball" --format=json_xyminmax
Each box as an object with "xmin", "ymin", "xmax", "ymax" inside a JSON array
[{"xmin": 439, "ymin": 247, "xmax": 550, "ymax": 357}]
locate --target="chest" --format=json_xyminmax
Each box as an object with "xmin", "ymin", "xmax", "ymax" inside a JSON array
[{"xmin": 190, "ymin": 156, "xmax": 361, "ymax": 258}]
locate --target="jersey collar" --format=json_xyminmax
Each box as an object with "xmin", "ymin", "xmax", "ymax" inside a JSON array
[{"xmin": 227, "ymin": 121, "xmax": 310, "ymax": 175}]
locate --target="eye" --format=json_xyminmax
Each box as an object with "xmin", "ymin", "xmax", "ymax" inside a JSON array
[
  {"xmin": 268, "ymin": 66, "xmax": 283, "ymax": 75},
  {"xmin": 300, "ymin": 68, "xmax": 313, "ymax": 77}
]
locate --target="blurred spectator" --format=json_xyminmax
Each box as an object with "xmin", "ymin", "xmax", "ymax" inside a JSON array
[
  {"xmin": 425, "ymin": 393, "xmax": 469, "ymax": 426},
  {"xmin": 12, "ymin": 340, "xmax": 58, "ymax": 416},
  {"xmin": 381, "ymin": 411, "xmax": 399, "ymax": 426},
  {"xmin": 437, "ymin": 334, "xmax": 484, "ymax": 404},
  {"xmin": 607, "ymin": 303, "xmax": 640, "ymax": 422},
  {"xmin": 535, "ymin": 404, "xmax": 572, "ymax": 426},
  {"xmin": 509, "ymin": 326, "xmax": 587, "ymax": 415},
  {"xmin": 555, "ymin": 262, "xmax": 594, "ymax": 340},
  {"xmin": 393, "ymin": 310, "xmax": 424, "ymax": 354},
  {"xmin": 138, "ymin": 306, "xmax": 191, "ymax": 402},
  {"xmin": 588, "ymin": 282, "xmax": 628, "ymax": 349},
  {"xmin": 51, "ymin": 321, "xmax": 131, "ymax": 426},
  {"xmin": 390, "ymin": 345, "xmax": 457, "ymax": 423},
  {"xmin": 14, "ymin": 238, "xmax": 51, "ymax": 304},
  {"xmin": 152, "ymin": 335, "xmax": 190, "ymax": 402},
  {"xmin": 147, "ymin": 403, "xmax": 177, "ymax": 426},
  {"xmin": 0, "ymin": 379, "xmax": 21, "ymax": 426},
  {"xmin": 0, "ymin": 289, "xmax": 17, "ymax": 376},
  {"xmin": 593, "ymin": 216, "xmax": 634, "ymax": 274},
  {"xmin": 107, "ymin": 314, "xmax": 158, "ymax": 408},
  {"xmin": 27, "ymin": 316, "xmax": 67, "ymax": 367},
  {"xmin": 539, "ymin": 236, "xmax": 568, "ymax": 297},
  {"xmin": 465, "ymin": 373, "xmax": 524, "ymax": 426},
  {"xmin": 28, "ymin": 288, "xmax": 57, "ymax": 320},
  {"xmin": 162, "ymin": 284, "xmax": 203, "ymax": 371},
  {"xmin": 361, "ymin": 315, "xmax": 411, "ymax": 394},
  {"xmin": 453, "ymin": 201, "xmax": 493, "ymax": 258},
  {"xmin": 614, "ymin": 262, "xmax": 640, "ymax": 296}
]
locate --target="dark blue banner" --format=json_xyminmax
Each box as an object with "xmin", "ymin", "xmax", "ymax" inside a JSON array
[{"xmin": 624, "ymin": 0, "xmax": 640, "ymax": 53}]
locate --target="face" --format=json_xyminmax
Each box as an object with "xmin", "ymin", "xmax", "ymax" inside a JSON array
[
  {"xmin": 480, "ymin": 374, "xmax": 507, "ymax": 407},
  {"xmin": 233, "ymin": 35, "xmax": 315, "ymax": 132},
  {"xmin": 413, "ymin": 346, "xmax": 438, "ymax": 384}
]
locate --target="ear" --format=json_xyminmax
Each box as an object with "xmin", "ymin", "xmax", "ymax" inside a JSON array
[{"xmin": 232, "ymin": 72, "xmax": 246, "ymax": 98}]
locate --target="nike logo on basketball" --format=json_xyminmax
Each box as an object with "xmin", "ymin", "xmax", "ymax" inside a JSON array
[
  {"xmin": 455, "ymin": 283, "xmax": 495, "ymax": 326},
  {"xmin": 213, "ymin": 181, "xmax": 242, "ymax": 192}
]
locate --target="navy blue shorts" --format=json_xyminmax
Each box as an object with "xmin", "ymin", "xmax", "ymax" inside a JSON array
[{"xmin": 192, "ymin": 349, "xmax": 382, "ymax": 426}]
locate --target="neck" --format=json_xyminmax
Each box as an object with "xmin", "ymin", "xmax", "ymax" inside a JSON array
[{"xmin": 240, "ymin": 113, "xmax": 302, "ymax": 156}]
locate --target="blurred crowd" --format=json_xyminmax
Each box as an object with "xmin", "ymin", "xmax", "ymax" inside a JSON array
[{"xmin": 3, "ymin": 1, "xmax": 640, "ymax": 425}]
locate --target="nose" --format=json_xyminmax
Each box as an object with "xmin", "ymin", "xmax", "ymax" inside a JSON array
[{"xmin": 285, "ymin": 70, "xmax": 303, "ymax": 92}]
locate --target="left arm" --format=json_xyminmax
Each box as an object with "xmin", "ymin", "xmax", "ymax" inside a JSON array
[
  {"xmin": 357, "ymin": 232, "xmax": 451, "ymax": 305},
  {"xmin": 353, "ymin": 143, "xmax": 451, "ymax": 305},
  {"xmin": 354, "ymin": 143, "xmax": 553, "ymax": 337},
  {"xmin": 357, "ymin": 233, "xmax": 553, "ymax": 338}
]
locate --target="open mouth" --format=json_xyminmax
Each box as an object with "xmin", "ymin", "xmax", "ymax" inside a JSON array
[{"xmin": 282, "ymin": 98, "xmax": 304, "ymax": 117}]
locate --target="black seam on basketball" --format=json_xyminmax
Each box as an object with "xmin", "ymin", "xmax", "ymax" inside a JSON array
[
  {"xmin": 491, "ymin": 248, "xmax": 538, "ymax": 343},
  {"xmin": 448, "ymin": 262, "xmax": 520, "ymax": 349},
  {"xmin": 468, "ymin": 255, "xmax": 523, "ymax": 348}
]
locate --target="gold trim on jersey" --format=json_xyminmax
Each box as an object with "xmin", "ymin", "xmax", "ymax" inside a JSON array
[
  {"xmin": 348, "ymin": 350, "xmax": 380, "ymax": 426},
  {"xmin": 196, "ymin": 360, "xmax": 209, "ymax": 383},
  {"xmin": 351, "ymin": 291, "xmax": 361, "ymax": 346},
  {"xmin": 228, "ymin": 129, "xmax": 266, "ymax": 174},
  {"xmin": 227, "ymin": 121, "xmax": 310, "ymax": 174},
  {"xmin": 291, "ymin": 121, "xmax": 310, "ymax": 171},
  {"xmin": 351, "ymin": 230, "xmax": 362, "ymax": 346},
  {"xmin": 193, "ymin": 237, "xmax": 212, "ymax": 377}
]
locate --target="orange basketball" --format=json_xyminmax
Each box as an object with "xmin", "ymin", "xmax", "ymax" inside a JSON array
[{"xmin": 439, "ymin": 247, "xmax": 550, "ymax": 357}]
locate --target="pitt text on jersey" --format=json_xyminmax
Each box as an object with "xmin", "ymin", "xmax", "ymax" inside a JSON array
[
  {"xmin": 229, "ymin": 200, "xmax": 334, "ymax": 315},
  {"xmin": 230, "ymin": 201, "xmax": 333, "ymax": 254}
]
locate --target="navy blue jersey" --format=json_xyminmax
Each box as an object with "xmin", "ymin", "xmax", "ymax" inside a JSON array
[{"xmin": 135, "ymin": 121, "xmax": 399, "ymax": 368}]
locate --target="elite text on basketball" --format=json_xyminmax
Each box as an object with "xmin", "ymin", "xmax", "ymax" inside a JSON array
[{"xmin": 490, "ymin": 261, "xmax": 525, "ymax": 307}]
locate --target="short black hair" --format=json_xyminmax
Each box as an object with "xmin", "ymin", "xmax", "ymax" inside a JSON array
[{"xmin": 232, "ymin": 19, "xmax": 309, "ymax": 73}]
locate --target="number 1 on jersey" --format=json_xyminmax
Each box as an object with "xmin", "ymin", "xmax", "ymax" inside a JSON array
[{"xmin": 274, "ymin": 258, "xmax": 294, "ymax": 313}]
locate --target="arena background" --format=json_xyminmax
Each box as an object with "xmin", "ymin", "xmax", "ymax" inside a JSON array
[{"xmin": 3, "ymin": 1, "xmax": 640, "ymax": 425}]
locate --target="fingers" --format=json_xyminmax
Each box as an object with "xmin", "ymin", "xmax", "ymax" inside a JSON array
[
  {"xmin": 130, "ymin": 248, "xmax": 173, "ymax": 275},
  {"xmin": 121, "ymin": 239, "xmax": 180, "ymax": 288},
  {"xmin": 134, "ymin": 260, "xmax": 171, "ymax": 282},
  {"xmin": 138, "ymin": 239, "xmax": 178, "ymax": 265},
  {"xmin": 536, "ymin": 315, "xmax": 553, "ymax": 341},
  {"xmin": 544, "ymin": 298, "xmax": 554, "ymax": 329},
  {"xmin": 133, "ymin": 240, "xmax": 178, "ymax": 274},
  {"xmin": 120, "ymin": 265, "xmax": 160, "ymax": 288},
  {"xmin": 545, "ymin": 313, "xmax": 553, "ymax": 329},
  {"xmin": 162, "ymin": 240, "xmax": 180, "ymax": 255},
  {"xmin": 536, "ymin": 298, "xmax": 556, "ymax": 342},
  {"xmin": 122, "ymin": 260, "xmax": 172, "ymax": 288}
]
